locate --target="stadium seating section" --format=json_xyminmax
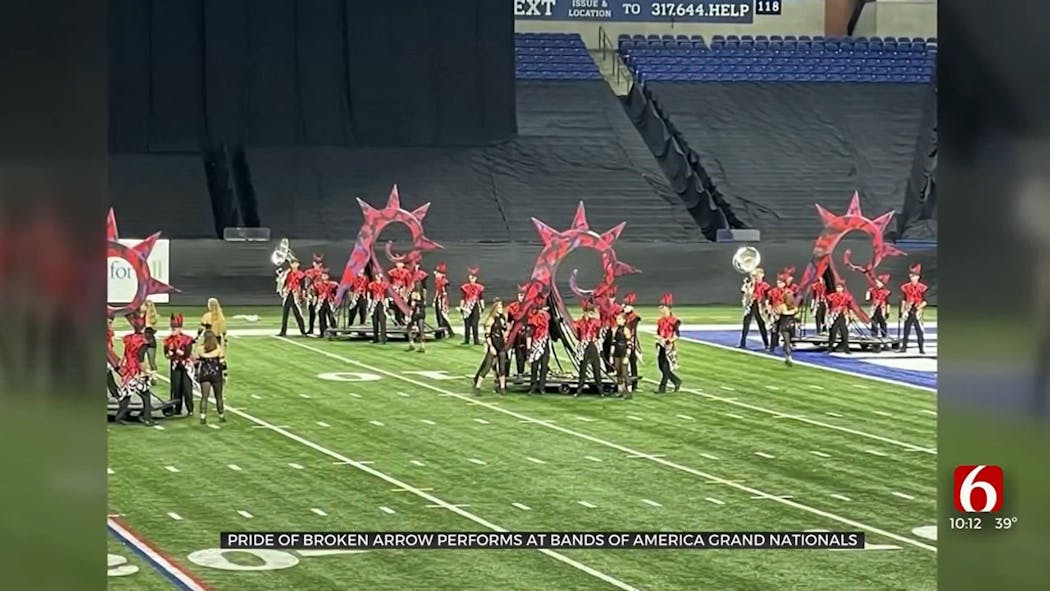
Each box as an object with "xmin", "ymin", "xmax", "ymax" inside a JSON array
[
  {"xmin": 516, "ymin": 33, "xmax": 602, "ymax": 80},
  {"xmin": 619, "ymin": 34, "xmax": 937, "ymax": 83}
]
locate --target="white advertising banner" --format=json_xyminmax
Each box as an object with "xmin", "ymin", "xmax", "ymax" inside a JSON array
[{"xmin": 107, "ymin": 239, "xmax": 171, "ymax": 303}]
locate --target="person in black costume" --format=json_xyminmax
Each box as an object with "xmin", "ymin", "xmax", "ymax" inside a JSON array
[
  {"xmin": 195, "ymin": 330, "xmax": 227, "ymax": 425},
  {"xmin": 406, "ymin": 288, "xmax": 427, "ymax": 353},
  {"xmin": 472, "ymin": 300, "xmax": 509, "ymax": 395},
  {"xmin": 611, "ymin": 314, "xmax": 633, "ymax": 399}
]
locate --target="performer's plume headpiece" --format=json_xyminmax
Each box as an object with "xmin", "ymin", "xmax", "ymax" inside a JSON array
[
  {"xmin": 517, "ymin": 283, "xmax": 528, "ymax": 294},
  {"xmin": 406, "ymin": 251, "xmax": 422, "ymax": 265},
  {"xmin": 659, "ymin": 293, "xmax": 674, "ymax": 307},
  {"xmin": 909, "ymin": 264, "xmax": 922, "ymax": 276},
  {"xmin": 320, "ymin": 267, "xmax": 330, "ymax": 275},
  {"xmin": 312, "ymin": 252, "xmax": 324, "ymax": 264},
  {"xmin": 580, "ymin": 298, "xmax": 594, "ymax": 312},
  {"xmin": 877, "ymin": 273, "xmax": 890, "ymax": 284},
  {"xmin": 836, "ymin": 279, "xmax": 847, "ymax": 286},
  {"xmin": 434, "ymin": 262, "xmax": 447, "ymax": 273},
  {"xmin": 170, "ymin": 313, "xmax": 184, "ymax": 329},
  {"xmin": 781, "ymin": 266, "xmax": 795, "ymax": 279},
  {"xmin": 467, "ymin": 266, "xmax": 480, "ymax": 276},
  {"xmin": 126, "ymin": 311, "xmax": 146, "ymax": 332},
  {"xmin": 623, "ymin": 292, "xmax": 637, "ymax": 306}
]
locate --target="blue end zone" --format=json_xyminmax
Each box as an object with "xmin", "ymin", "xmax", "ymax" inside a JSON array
[{"xmin": 681, "ymin": 328, "xmax": 937, "ymax": 390}]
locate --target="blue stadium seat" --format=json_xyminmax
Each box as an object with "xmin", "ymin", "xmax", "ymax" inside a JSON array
[
  {"xmin": 784, "ymin": 35, "xmax": 797, "ymax": 41},
  {"xmin": 727, "ymin": 34, "xmax": 740, "ymax": 42},
  {"xmin": 741, "ymin": 35, "xmax": 754, "ymax": 41},
  {"xmin": 770, "ymin": 35, "xmax": 783, "ymax": 41}
]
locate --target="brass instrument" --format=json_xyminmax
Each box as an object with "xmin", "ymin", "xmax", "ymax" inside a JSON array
[
  {"xmin": 732, "ymin": 246, "xmax": 762, "ymax": 311},
  {"xmin": 272, "ymin": 238, "xmax": 298, "ymax": 298}
]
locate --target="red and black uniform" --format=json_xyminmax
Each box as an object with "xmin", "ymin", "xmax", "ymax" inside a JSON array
[
  {"xmin": 810, "ymin": 280, "xmax": 828, "ymax": 333},
  {"xmin": 598, "ymin": 296, "xmax": 622, "ymax": 371},
  {"xmin": 505, "ymin": 294, "xmax": 528, "ymax": 375},
  {"xmin": 368, "ymin": 275, "xmax": 390, "ymax": 344},
  {"xmin": 623, "ymin": 296, "xmax": 642, "ymax": 391},
  {"xmin": 900, "ymin": 265, "xmax": 928, "ymax": 353},
  {"xmin": 866, "ymin": 275, "xmax": 892, "ymax": 338},
  {"xmin": 163, "ymin": 314, "xmax": 195, "ymax": 415},
  {"xmin": 527, "ymin": 304, "xmax": 551, "ymax": 393},
  {"xmin": 314, "ymin": 276, "xmax": 339, "ymax": 337},
  {"xmin": 278, "ymin": 264, "xmax": 307, "ymax": 336},
  {"xmin": 304, "ymin": 256, "xmax": 325, "ymax": 334},
  {"xmin": 740, "ymin": 275, "xmax": 771, "ymax": 349},
  {"xmin": 114, "ymin": 314, "xmax": 155, "ymax": 425},
  {"xmin": 460, "ymin": 272, "xmax": 485, "ymax": 345},
  {"xmin": 656, "ymin": 294, "xmax": 682, "ymax": 393},
  {"xmin": 573, "ymin": 308, "xmax": 604, "ymax": 396},
  {"xmin": 348, "ymin": 272, "xmax": 369, "ymax": 325},
  {"xmin": 432, "ymin": 264, "xmax": 454, "ymax": 338},
  {"xmin": 387, "ymin": 264, "xmax": 411, "ymax": 324},
  {"xmin": 826, "ymin": 284, "xmax": 854, "ymax": 352},
  {"xmin": 106, "ymin": 322, "xmax": 120, "ymax": 397},
  {"xmin": 768, "ymin": 281, "xmax": 788, "ymax": 352}
]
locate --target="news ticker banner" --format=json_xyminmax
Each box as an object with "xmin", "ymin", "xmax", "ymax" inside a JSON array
[
  {"xmin": 222, "ymin": 531, "xmax": 865, "ymax": 550},
  {"xmin": 107, "ymin": 239, "xmax": 171, "ymax": 304},
  {"xmin": 514, "ymin": 0, "xmax": 784, "ymax": 24}
]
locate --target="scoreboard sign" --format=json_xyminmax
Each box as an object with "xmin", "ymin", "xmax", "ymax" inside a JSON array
[{"xmin": 514, "ymin": 0, "xmax": 778, "ymax": 24}]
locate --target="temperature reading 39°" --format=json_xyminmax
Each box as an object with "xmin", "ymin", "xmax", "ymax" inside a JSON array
[{"xmin": 995, "ymin": 516, "xmax": 1018, "ymax": 530}]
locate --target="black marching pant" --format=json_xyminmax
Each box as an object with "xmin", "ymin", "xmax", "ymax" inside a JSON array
[
  {"xmin": 408, "ymin": 317, "xmax": 425, "ymax": 346},
  {"xmin": 740, "ymin": 304, "xmax": 769, "ymax": 347},
  {"xmin": 170, "ymin": 365, "xmax": 194, "ymax": 414},
  {"xmin": 614, "ymin": 355, "xmax": 629, "ymax": 391},
  {"xmin": 529, "ymin": 347, "xmax": 550, "ymax": 392},
  {"xmin": 902, "ymin": 309, "xmax": 925, "ymax": 352},
  {"xmin": 870, "ymin": 307, "xmax": 888, "ymax": 338},
  {"xmin": 280, "ymin": 293, "xmax": 306, "ymax": 335},
  {"xmin": 628, "ymin": 350, "xmax": 639, "ymax": 390},
  {"xmin": 199, "ymin": 375, "xmax": 225, "ymax": 416},
  {"xmin": 114, "ymin": 382, "xmax": 153, "ymax": 424},
  {"xmin": 779, "ymin": 317, "xmax": 796, "ymax": 358},
  {"xmin": 828, "ymin": 313, "xmax": 850, "ymax": 352},
  {"xmin": 657, "ymin": 346, "xmax": 680, "ymax": 391},
  {"xmin": 353, "ymin": 297, "xmax": 368, "ymax": 324},
  {"xmin": 435, "ymin": 304, "xmax": 454, "ymax": 338},
  {"xmin": 474, "ymin": 350, "xmax": 509, "ymax": 382},
  {"xmin": 770, "ymin": 315, "xmax": 782, "ymax": 350},
  {"xmin": 371, "ymin": 303, "xmax": 387, "ymax": 343},
  {"xmin": 318, "ymin": 302, "xmax": 336, "ymax": 337},
  {"xmin": 576, "ymin": 343, "xmax": 603, "ymax": 394},
  {"xmin": 307, "ymin": 302, "xmax": 317, "ymax": 333},
  {"xmin": 601, "ymin": 330, "xmax": 614, "ymax": 370},
  {"xmin": 463, "ymin": 307, "xmax": 480, "ymax": 344},
  {"xmin": 512, "ymin": 332, "xmax": 528, "ymax": 375},
  {"xmin": 814, "ymin": 301, "xmax": 827, "ymax": 333},
  {"xmin": 107, "ymin": 369, "xmax": 120, "ymax": 398}
]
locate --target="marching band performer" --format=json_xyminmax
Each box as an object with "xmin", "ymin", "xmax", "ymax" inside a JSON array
[
  {"xmin": 472, "ymin": 299, "xmax": 509, "ymax": 395},
  {"xmin": 367, "ymin": 270, "xmax": 390, "ymax": 344},
  {"xmin": 777, "ymin": 292, "xmax": 800, "ymax": 366},
  {"xmin": 349, "ymin": 267, "xmax": 370, "ymax": 325},
  {"xmin": 406, "ymin": 287, "xmax": 427, "ymax": 353},
  {"xmin": 655, "ymin": 293, "xmax": 682, "ymax": 393},
  {"xmin": 573, "ymin": 300, "xmax": 604, "ymax": 397},
  {"xmin": 866, "ymin": 273, "xmax": 892, "ymax": 338},
  {"xmin": 314, "ymin": 268, "xmax": 339, "ymax": 337},
  {"xmin": 106, "ymin": 317, "xmax": 120, "ymax": 398},
  {"xmin": 782, "ymin": 266, "xmax": 800, "ymax": 298},
  {"xmin": 387, "ymin": 260, "xmax": 411, "ymax": 325},
  {"xmin": 505, "ymin": 287, "xmax": 528, "ymax": 375},
  {"xmin": 899, "ymin": 264, "xmax": 928, "ymax": 354},
  {"xmin": 163, "ymin": 313, "xmax": 195, "ymax": 415},
  {"xmin": 767, "ymin": 274, "xmax": 788, "ymax": 352},
  {"xmin": 739, "ymin": 267, "xmax": 771, "ymax": 350},
  {"xmin": 611, "ymin": 313, "xmax": 633, "ymax": 398},
  {"xmin": 526, "ymin": 297, "xmax": 552, "ymax": 394},
  {"xmin": 598, "ymin": 287, "xmax": 622, "ymax": 371},
  {"xmin": 113, "ymin": 313, "xmax": 155, "ymax": 426},
  {"xmin": 304, "ymin": 253, "xmax": 325, "ymax": 335},
  {"xmin": 459, "ymin": 267, "xmax": 485, "ymax": 345},
  {"xmin": 200, "ymin": 297, "xmax": 228, "ymax": 347},
  {"xmin": 142, "ymin": 299, "xmax": 159, "ymax": 371},
  {"xmin": 432, "ymin": 263, "xmax": 454, "ymax": 338},
  {"xmin": 810, "ymin": 278, "xmax": 828, "ymax": 334},
  {"xmin": 277, "ymin": 257, "xmax": 307, "ymax": 337},
  {"xmin": 622, "ymin": 292, "xmax": 642, "ymax": 392},
  {"xmin": 195, "ymin": 329, "xmax": 227, "ymax": 425},
  {"xmin": 407, "ymin": 252, "xmax": 428, "ymax": 296},
  {"xmin": 826, "ymin": 280, "xmax": 854, "ymax": 353}
]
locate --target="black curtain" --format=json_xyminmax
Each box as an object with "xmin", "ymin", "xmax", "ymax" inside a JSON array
[{"xmin": 109, "ymin": 0, "xmax": 516, "ymax": 151}]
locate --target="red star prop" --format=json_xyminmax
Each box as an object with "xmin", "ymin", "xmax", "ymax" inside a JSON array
[{"xmin": 106, "ymin": 208, "xmax": 177, "ymax": 318}]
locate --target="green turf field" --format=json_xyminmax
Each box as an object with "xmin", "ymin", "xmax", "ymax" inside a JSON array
[{"xmin": 108, "ymin": 306, "xmax": 937, "ymax": 590}]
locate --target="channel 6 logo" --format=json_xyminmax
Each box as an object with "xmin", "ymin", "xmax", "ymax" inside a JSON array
[{"xmin": 953, "ymin": 465, "xmax": 1003, "ymax": 513}]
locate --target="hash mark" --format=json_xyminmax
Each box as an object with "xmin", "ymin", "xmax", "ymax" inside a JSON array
[
  {"xmin": 380, "ymin": 506, "xmax": 396, "ymax": 514},
  {"xmin": 420, "ymin": 419, "xmax": 436, "ymax": 425},
  {"xmin": 299, "ymin": 393, "xmax": 312, "ymax": 399},
  {"xmin": 700, "ymin": 453, "xmax": 720, "ymax": 460},
  {"xmin": 721, "ymin": 386, "xmax": 736, "ymax": 391},
  {"xmin": 723, "ymin": 413, "xmax": 745, "ymax": 420},
  {"xmin": 397, "ymin": 392, "xmax": 410, "ymax": 397},
  {"xmin": 167, "ymin": 512, "xmax": 183, "ymax": 521},
  {"xmin": 311, "ymin": 508, "xmax": 327, "ymax": 516},
  {"xmin": 764, "ymin": 385, "xmax": 781, "ymax": 391},
  {"xmin": 864, "ymin": 449, "xmax": 888, "ymax": 457},
  {"xmin": 808, "ymin": 384, "xmax": 825, "ymax": 390},
  {"xmin": 349, "ymin": 393, "xmax": 361, "ymax": 398},
  {"xmin": 237, "ymin": 510, "xmax": 253, "ymax": 519},
  {"xmin": 892, "ymin": 491, "xmax": 915, "ymax": 500},
  {"xmin": 754, "ymin": 452, "xmax": 776, "ymax": 459},
  {"xmin": 512, "ymin": 502, "xmax": 532, "ymax": 511},
  {"xmin": 578, "ymin": 501, "xmax": 596, "ymax": 508},
  {"xmin": 575, "ymin": 416, "xmax": 595, "ymax": 422},
  {"xmin": 288, "ymin": 463, "xmax": 304, "ymax": 470},
  {"xmin": 473, "ymin": 418, "xmax": 490, "ymax": 425},
  {"xmin": 810, "ymin": 451, "xmax": 831, "ymax": 458},
  {"xmin": 107, "ymin": 468, "xmax": 114, "ymax": 475},
  {"xmin": 873, "ymin": 411, "xmax": 894, "ymax": 417},
  {"xmin": 676, "ymin": 414, "xmax": 694, "ymax": 420},
  {"xmin": 468, "ymin": 458, "xmax": 487, "ymax": 465},
  {"xmin": 426, "ymin": 503, "xmax": 471, "ymax": 508},
  {"xmin": 526, "ymin": 457, "xmax": 546, "ymax": 464},
  {"xmin": 410, "ymin": 460, "xmax": 426, "ymax": 467},
  {"xmin": 705, "ymin": 498, "xmax": 725, "ymax": 505},
  {"xmin": 825, "ymin": 412, "xmax": 843, "ymax": 418},
  {"xmin": 153, "ymin": 425, "xmax": 165, "ymax": 430},
  {"xmin": 250, "ymin": 394, "xmax": 263, "ymax": 400},
  {"xmin": 227, "ymin": 464, "xmax": 242, "ymax": 471},
  {"xmin": 584, "ymin": 456, "xmax": 603, "ymax": 462},
  {"xmin": 164, "ymin": 466, "xmax": 179, "ymax": 473},
  {"xmin": 316, "ymin": 421, "xmax": 330, "ymax": 427},
  {"xmin": 369, "ymin": 420, "xmax": 384, "ymax": 426},
  {"xmin": 920, "ymin": 409, "xmax": 937, "ymax": 416},
  {"xmin": 831, "ymin": 494, "xmax": 852, "ymax": 502},
  {"xmin": 626, "ymin": 415, "xmax": 644, "ymax": 421},
  {"xmin": 641, "ymin": 499, "xmax": 662, "ymax": 507}
]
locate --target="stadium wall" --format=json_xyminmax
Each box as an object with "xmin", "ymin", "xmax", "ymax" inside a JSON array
[
  {"xmin": 853, "ymin": 0, "xmax": 937, "ymax": 39},
  {"xmin": 162, "ymin": 240, "xmax": 937, "ymax": 307}
]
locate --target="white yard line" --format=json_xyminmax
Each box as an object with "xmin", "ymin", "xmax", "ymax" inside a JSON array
[{"xmin": 270, "ymin": 339, "xmax": 940, "ymax": 553}]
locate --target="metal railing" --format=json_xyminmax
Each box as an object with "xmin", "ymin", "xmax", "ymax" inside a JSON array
[{"xmin": 597, "ymin": 26, "xmax": 632, "ymax": 87}]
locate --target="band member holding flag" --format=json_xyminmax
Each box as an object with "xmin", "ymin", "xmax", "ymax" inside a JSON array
[
  {"xmin": 314, "ymin": 268, "xmax": 339, "ymax": 337},
  {"xmin": 368, "ymin": 271, "xmax": 390, "ymax": 344},
  {"xmin": 163, "ymin": 313, "xmax": 195, "ymax": 416},
  {"xmin": 459, "ymin": 267, "xmax": 485, "ymax": 345},
  {"xmin": 277, "ymin": 257, "xmax": 307, "ymax": 337},
  {"xmin": 826, "ymin": 280, "xmax": 854, "ymax": 353},
  {"xmin": 656, "ymin": 293, "xmax": 682, "ymax": 393},
  {"xmin": 573, "ymin": 300, "xmax": 604, "ymax": 397},
  {"xmin": 304, "ymin": 253, "xmax": 325, "ymax": 335},
  {"xmin": 622, "ymin": 292, "xmax": 641, "ymax": 392},
  {"xmin": 739, "ymin": 267, "xmax": 770, "ymax": 350},
  {"xmin": 505, "ymin": 288, "xmax": 528, "ymax": 375},
  {"xmin": 866, "ymin": 273, "xmax": 892, "ymax": 338},
  {"xmin": 899, "ymin": 264, "xmax": 928, "ymax": 354},
  {"xmin": 432, "ymin": 263, "xmax": 454, "ymax": 338},
  {"xmin": 527, "ymin": 297, "xmax": 552, "ymax": 394},
  {"xmin": 113, "ymin": 312, "xmax": 155, "ymax": 426}
]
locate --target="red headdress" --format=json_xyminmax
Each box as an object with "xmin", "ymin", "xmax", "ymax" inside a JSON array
[
  {"xmin": 517, "ymin": 283, "xmax": 529, "ymax": 294},
  {"xmin": 126, "ymin": 311, "xmax": 146, "ymax": 332},
  {"xmin": 467, "ymin": 266, "xmax": 480, "ymax": 276},
  {"xmin": 776, "ymin": 272, "xmax": 788, "ymax": 283},
  {"xmin": 533, "ymin": 294, "xmax": 549, "ymax": 308},
  {"xmin": 909, "ymin": 264, "xmax": 922, "ymax": 276},
  {"xmin": 781, "ymin": 266, "xmax": 795, "ymax": 280},
  {"xmin": 434, "ymin": 262, "xmax": 447, "ymax": 273},
  {"xmin": 836, "ymin": 279, "xmax": 847, "ymax": 287},
  {"xmin": 580, "ymin": 298, "xmax": 594, "ymax": 312},
  {"xmin": 623, "ymin": 292, "xmax": 637, "ymax": 305},
  {"xmin": 320, "ymin": 267, "xmax": 330, "ymax": 275},
  {"xmin": 406, "ymin": 251, "xmax": 422, "ymax": 265},
  {"xmin": 659, "ymin": 293, "xmax": 674, "ymax": 307},
  {"xmin": 170, "ymin": 313, "xmax": 184, "ymax": 329},
  {"xmin": 877, "ymin": 273, "xmax": 890, "ymax": 284},
  {"xmin": 312, "ymin": 252, "xmax": 324, "ymax": 264}
]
